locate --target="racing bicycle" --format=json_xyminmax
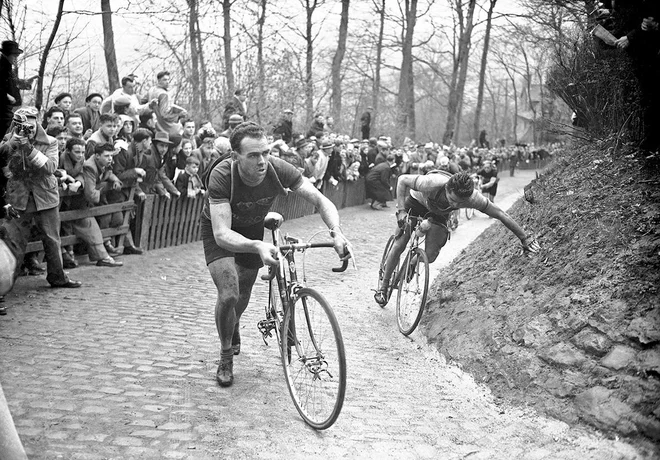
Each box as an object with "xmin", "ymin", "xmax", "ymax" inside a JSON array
[
  {"xmin": 377, "ymin": 214, "xmax": 430, "ymax": 336},
  {"xmin": 464, "ymin": 175, "xmax": 482, "ymax": 220},
  {"xmin": 257, "ymin": 212, "xmax": 348, "ymax": 430}
]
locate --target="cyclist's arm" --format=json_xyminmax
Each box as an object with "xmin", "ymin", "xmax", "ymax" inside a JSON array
[
  {"xmin": 209, "ymin": 202, "xmax": 278, "ymax": 264},
  {"xmin": 294, "ymin": 180, "xmax": 350, "ymax": 257},
  {"xmin": 481, "ymin": 201, "xmax": 528, "ymax": 242}
]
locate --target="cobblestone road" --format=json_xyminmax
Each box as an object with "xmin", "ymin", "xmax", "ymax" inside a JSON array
[{"xmin": 0, "ymin": 170, "xmax": 649, "ymax": 459}]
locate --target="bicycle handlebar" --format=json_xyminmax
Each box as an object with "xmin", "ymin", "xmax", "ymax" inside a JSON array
[{"xmin": 259, "ymin": 242, "xmax": 349, "ymax": 280}]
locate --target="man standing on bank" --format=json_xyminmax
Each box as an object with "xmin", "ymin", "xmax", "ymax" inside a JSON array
[
  {"xmin": 360, "ymin": 106, "xmax": 373, "ymax": 140},
  {"xmin": 0, "ymin": 40, "xmax": 37, "ymax": 139},
  {"xmin": 202, "ymin": 122, "xmax": 351, "ymax": 387}
]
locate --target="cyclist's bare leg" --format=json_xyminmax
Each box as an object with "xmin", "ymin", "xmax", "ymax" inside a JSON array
[
  {"xmin": 424, "ymin": 223, "xmax": 449, "ymax": 263},
  {"xmin": 209, "ymin": 258, "xmax": 259, "ymax": 352}
]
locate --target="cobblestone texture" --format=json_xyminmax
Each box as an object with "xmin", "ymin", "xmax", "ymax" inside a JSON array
[{"xmin": 0, "ymin": 171, "xmax": 651, "ymax": 459}]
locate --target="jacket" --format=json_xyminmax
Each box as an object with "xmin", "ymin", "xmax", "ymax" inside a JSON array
[
  {"xmin": 3, "ymin": 124, "xmax": 60, "ymax": 211},
  {"xmin": 82, "ymin": 155, "xmax": 120, "ymax": 206}
]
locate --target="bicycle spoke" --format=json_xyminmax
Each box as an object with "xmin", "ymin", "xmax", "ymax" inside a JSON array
[{"xmin": 281, "ymin": 288, "xmax": 346, "ymax": 430}]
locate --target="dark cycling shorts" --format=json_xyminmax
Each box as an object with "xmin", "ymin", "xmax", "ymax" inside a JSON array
[
  {"xmin": 404, "ymin": 195, "xmax": 448, "ymax": 227},
  {"xmin": 200, "ymin": 216, "xmax": 264, "ymax": 269}
]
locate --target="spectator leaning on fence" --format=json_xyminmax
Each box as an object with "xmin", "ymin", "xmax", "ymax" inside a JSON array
[{"xmin": 59, "ymin": 138, "xmax": 123, "ymax": 267}]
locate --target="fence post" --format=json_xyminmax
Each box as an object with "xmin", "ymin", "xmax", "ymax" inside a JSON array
[{"xmin": 135, "ymin": 194, "xmax": 155, "ymax": 250}]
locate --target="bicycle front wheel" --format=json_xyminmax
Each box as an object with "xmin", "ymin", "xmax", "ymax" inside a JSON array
[
  {"xmin": 379, "ymin": 235, "xmax": 397, "ymax": 300},
  {"xmin": 396, "ymin": 247, "xmax": 429, "ymax": 336},
  {"xmin": 465, "ymin": 207, "xmax": 475, "ymax": 220},
  {"xmin": 281, "ymin": 287, "xmax": 346, "ymax": 430}
]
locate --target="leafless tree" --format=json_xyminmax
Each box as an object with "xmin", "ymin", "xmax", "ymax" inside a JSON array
[
  {"xmin": 443, "ymin": 0, "xmax": 477, "ymax": 145},
  {"xmin": 330, "ymin": 0, "xmax": 349, "ymax": 132},
  {"xmin": 472, "ymin": 0, "xmax": 497, "ymax": 141},
  {"xmin": 101, "ymin": 0, "xmax": 119, "ymax": 92}
]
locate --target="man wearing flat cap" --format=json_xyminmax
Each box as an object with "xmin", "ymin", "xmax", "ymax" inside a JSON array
[
  {"xmin": 219, "ymin": 114, "xmax": 243, "ymax": 138},
  {"xmin": 74, "ymin": 92, "xmax": 104, "ymax": 137},
  {"xmin": 0, "ymin": 40, "xmax": 38, "ymax": 138}
]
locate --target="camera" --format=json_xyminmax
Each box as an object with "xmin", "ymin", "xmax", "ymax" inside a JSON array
[{"xmin": 14, "ymin": 122, "xmax": 34, "ymax": 137}]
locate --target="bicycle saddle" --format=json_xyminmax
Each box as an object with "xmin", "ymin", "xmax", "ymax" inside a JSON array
[{"xmin": 264, "ymin": 212, "xmax": 284, "ymax": 231}]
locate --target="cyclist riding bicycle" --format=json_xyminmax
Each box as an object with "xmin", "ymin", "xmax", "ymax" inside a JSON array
[{"xmin": 374, "ymin": 170, "xmax": 540, "ymax": 306}]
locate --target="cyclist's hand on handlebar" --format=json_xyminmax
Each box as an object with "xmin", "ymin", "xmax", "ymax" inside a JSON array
[
  {"xmin": 396, "ymin": 210, "xmax": 408, "ymax": 228},
  {"xmin": 521, "ymin": 235, "xmax": 540, "ymax": 256},
  {"xmin": 257, "ymin": 241, "xmax": 280, "ymax": 266},
  {"xmin": 331, "ymin": 229, "xmax": 352, "ymax": 261}
]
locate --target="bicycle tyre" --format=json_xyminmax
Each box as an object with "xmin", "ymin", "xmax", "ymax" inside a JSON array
[
  {"xmin": 396, "ymin": 247, "xmax": 429, "ymax": 336},
  {"xmin": 465, "ymin": 207, "xmax": 475, "ymax": 220},
  {"xmin": 270, "ymin": 277, "xmax": 283, "ymax": 347},
  {"xmin": 281, "ymin": 287, "xmax": 346, "ymax": 430},
  {"xmin": 379, "ymin": 235, "xmax": 397, "ymax": 301}
]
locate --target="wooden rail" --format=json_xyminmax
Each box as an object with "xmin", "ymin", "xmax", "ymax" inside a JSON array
[{"xmin": 25, "ymin": 188, "xmax": 135, "ymax": 254}]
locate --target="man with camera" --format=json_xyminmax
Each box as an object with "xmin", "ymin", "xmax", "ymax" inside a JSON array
[{"xmin": 0, "ymin": 107, "xmax": 82, "ymax": 289}]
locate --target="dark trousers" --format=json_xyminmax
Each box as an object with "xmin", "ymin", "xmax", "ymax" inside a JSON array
[
  {"xmin": 361, "ymin": 126, "xmax": 370, "ymax": 140},
  {"xmin": 2, "ymin": 197, "xmax": 68, "ymax": 285}
]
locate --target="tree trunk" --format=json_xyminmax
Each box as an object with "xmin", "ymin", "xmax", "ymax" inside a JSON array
[
  {"xmin": 304, "ymin": 0, "xmax": 318, "ymax": 125},
  {"xmin": 372, "ymin": 0, "xmax": 385, "ymax": 133},
  {"xmin": 397, "ymin": 0, "xmax": 418, "ymax": 141},
  {"xmin": 443, "ymin": 0, "xmax": 476, "ymax": 145},
  {"xmin": 101, "ymin": 0, "xmax": 120, "ymax": 93},
  {"xmin": 330, "ymin": 0, "xmax": 349, "ymax": 131},
  {"xmin": 255, "ymin": 0, "xmax": 267, "ymax": 124},
  {"xmin": 195, "ymin": 15, "xmax": 210, "ymax": 119},
  {"xmin": 187, "ymin": 0, "xmax": 201, "ymax": 119},
  {"xmin": 223, "ymin": 0, "xmax": 235, "ymax": 95},
  {"xmin": 35, "ymin": 0, "xmax": 65, "ymax": 110},
  {"xmin": 472, "ymin": 0, "xmax": 497, "ymax": 141}
]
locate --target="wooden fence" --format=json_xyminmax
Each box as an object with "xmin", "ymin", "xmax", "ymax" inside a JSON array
[
  {"xmin": 25, "ymin": 188, "xmax": 135, "ymax": 254},
  {"xmin": 133, "ymin": 177, "xmax": 367, "ymax": 251}
]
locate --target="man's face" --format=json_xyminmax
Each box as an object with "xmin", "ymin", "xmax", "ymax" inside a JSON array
[
  {"xmin": 69, "ymin": 144, "xmax": 85, "ymax": 162},
  {"xmin": 58, "ymin": 97, "xmax": 72, "ymax": 111},
  {"xmin": 155, "ymin": 142, "xmax": 169, "ymax": 156},
  {"xmin": 123, "ymin": 79, "xmax": 136, "ymax": 94},
  {"xmin": 138, "ymin": 138, "xmax": 152, "ymax": 153},
  {"xmin": 87, "ymin": 97, "xmax": 102, "ymax": 112},
  {"xmin": 446, "ymin": 189, "xmax": 466, "ymax": 208},
  {"xmin": 237, "ymin": 93, "xmax": 246, "ymax": 102},
  {"xmin": 182, "ymin": 142, "xmax": 193, "ymax": 156},
  {"xmin": 234, "ymin": 136, "xmax": 269, "ymax": 184},
  {"xmin": 96, "ymin": 151, "xmax": 114, "ymax": 168},
  {"xmin": 316, "ymin": 115, "xmax": 324, "ymax": 123},
  {"xmin": 56, "ymin": 132, "xmax": 69, "ymax": 150},
  {"xmin": 100, "ymin": 121, "xmax": 116, "ymax": 137},
  {"xmin": 122, "ymin": 120, "xmax": 134, "ymax": 134},
  {"xmin": 183, "ymin": 122, "xmax": 195, "ymax": 136},
  {"xmin": 159, "ymin": 75, "xmax": 170, "ymax": 90},
  {"xmin": 67, "ymin": 117, "xmax": 84, "ymax": 135},
  {"xmin": 49, "ymin": 112, "xmax": 65, "ymax": 127},
  {"xmin": 7, "ymin": 53, "xmax": 18, "ymax": 66},
  {"xmin": 201, "ymin": 137, "xmax": 215, "ymax": 153}
]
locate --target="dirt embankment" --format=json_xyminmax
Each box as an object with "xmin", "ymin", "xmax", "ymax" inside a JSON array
[{"xmin": 422, "ymin": 141, "xmax": 660, "ymax": 450}]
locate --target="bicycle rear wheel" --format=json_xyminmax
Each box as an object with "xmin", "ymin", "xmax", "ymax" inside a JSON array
[
  {"xmin": 464, "ymin": 207, "xmax": 475, "ymax": 220},
  {"xmin": 281, "ymin": 287, "xmax": 346, "ymax": 430},
  {"xmin": 396, "ymin": 247, "xmax": 429, "ymax": 336}
]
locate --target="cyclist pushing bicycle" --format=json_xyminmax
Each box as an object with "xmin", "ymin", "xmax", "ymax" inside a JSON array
[
  {"xmin": 202, "ymin": 122, "xmax": 352, "ymax": 387},
  {"xmin": 375, "ymin": 170, "xmax": 540, "ymax": 306}
]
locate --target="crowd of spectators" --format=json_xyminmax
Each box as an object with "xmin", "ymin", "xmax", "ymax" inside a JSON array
[{"xmin": 0, "ymin": 39, "xmax": 559, "ymax": 313}]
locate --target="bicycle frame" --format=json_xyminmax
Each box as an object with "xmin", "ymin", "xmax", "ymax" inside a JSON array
[{"xmin": 392, "ymin": 215, "xmax": 429, "ymax": 287}]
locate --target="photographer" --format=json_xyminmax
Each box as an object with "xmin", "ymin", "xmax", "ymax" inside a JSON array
[{"xmin": 0, "ymin": 107, "xmax": 82, "ymax": 289}]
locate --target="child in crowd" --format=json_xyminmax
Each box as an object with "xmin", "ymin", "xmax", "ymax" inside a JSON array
[{"xmin": 175, "ymin": 155, "xmax": 204, "ymax": 198}]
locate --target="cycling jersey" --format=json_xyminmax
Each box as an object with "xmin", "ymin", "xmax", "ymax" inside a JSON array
[{"xmin": 409, "ymin": 171, "xmax": 489, "ymax": 216}]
